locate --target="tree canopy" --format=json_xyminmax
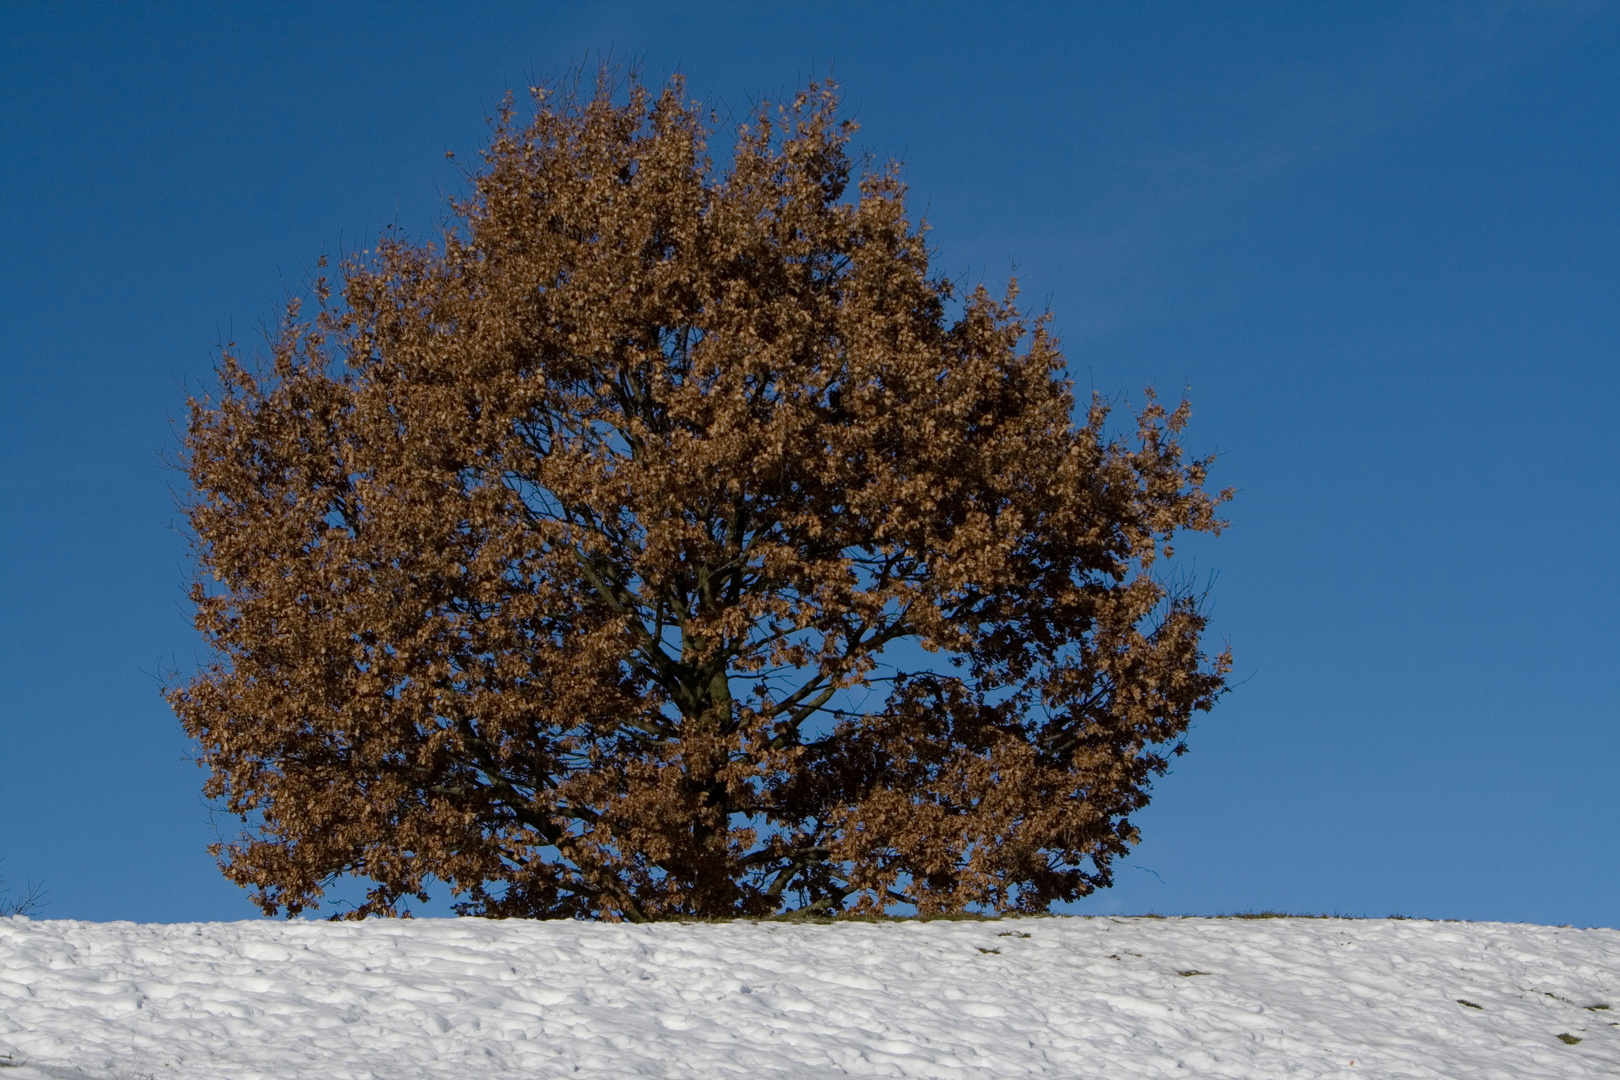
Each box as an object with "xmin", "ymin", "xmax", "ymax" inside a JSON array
[{"xmin": 170, "ymin": 71, "xmax": 1231, "ymax": 920}]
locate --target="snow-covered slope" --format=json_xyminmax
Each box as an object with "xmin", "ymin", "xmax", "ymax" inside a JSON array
[{"xmin": 0, "ymin": 915, "xmax": 1614, "ymax": 1078}]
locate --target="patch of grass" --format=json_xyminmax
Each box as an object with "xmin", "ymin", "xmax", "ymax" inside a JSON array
[
  {"xmin": 743, "ymin": 908, "xmax": 1052, "ymax": 926},
  {"xmin": 997, "ymin": 931, "xmax": 1032, "ymax": 938},
  {"xmin": 749, "ymin": 910, "xmax": 1012, "ymax": 925},
  {"xmin": 1556, "ymin": 1033, "xmax": 1582, "ymax": 1045},
  {"xmin": 977, "ymin": 947, "xmax": 1001, "ymax": 955},
  {"xmin": 1178, "ymin": 970, "xmax": 1208, "ymax": 977},
  {"xmin": 1217, "ymin": 910, "xmax": 1368, "ymax": 920},
  {"xmin": 1456, "ymin": 999, "xmax": 1483, "ymax": 1010},
  {"xmin": 1586, "ymin": 1004, "xmax": 1610, "ymax": 1011}
]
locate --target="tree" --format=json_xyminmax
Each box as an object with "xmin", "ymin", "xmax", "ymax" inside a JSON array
[
  {"xmin": 0, "ymin": 861, "xmax": 45, "ymax": 918},
  {"xmin": 170, "ymin": 70, "xmax": 1231, "ymax": 921}
]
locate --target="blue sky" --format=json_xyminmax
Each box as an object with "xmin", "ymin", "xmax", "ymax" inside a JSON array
[{"xmin": 2, "ymin": 1, "xmax": 1615, "ymax": 926}]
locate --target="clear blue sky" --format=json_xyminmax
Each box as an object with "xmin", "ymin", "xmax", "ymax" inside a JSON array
[{"xmin": 2, "ymin": 2, "xmax": 1615, "ymax": 926}]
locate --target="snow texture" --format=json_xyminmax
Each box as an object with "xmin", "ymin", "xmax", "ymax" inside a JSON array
[{"xmin": 1, "ymin": 915, "xmax": 1615, "ymax": 1078}]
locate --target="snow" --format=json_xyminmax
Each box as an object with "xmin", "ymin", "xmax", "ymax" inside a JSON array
[{"xmin": 0, "ymin": 915, "xmax": 1615, "ymax": 1078}]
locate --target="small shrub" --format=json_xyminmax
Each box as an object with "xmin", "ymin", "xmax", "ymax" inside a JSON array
[{"xmin": 0, "ymin": 863, "xmax": 45, "ymax": 918}]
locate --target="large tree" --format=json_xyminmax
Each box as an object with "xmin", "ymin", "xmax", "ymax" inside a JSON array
[{"xmin": 171, "ymin": 72, "xmax": 1231, "ymax": 921}]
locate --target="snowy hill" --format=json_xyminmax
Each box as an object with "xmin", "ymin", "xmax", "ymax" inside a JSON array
[{"xmin": 0, "ymin": 915, "xmax": 1614, "ymax": 1078}]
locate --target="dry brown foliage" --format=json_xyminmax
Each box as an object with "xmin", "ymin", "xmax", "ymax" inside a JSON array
[{"xmin": 170, "ymin": 70, "xmax": 1232, "ymax": 921}]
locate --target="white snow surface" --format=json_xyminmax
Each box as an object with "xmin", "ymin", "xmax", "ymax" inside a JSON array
[{"xmin": 1, "ymin": 915, "xmax": 1615, "ymax": 1078}]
